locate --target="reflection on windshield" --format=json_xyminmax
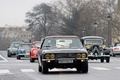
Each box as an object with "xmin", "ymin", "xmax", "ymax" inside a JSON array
[
  {"xmin": 34, "ymin": 43, "xmax": 41, "ymax": 47},
  {"xmin": 42, "ymin": 38, "xmax": 83, "ymax": 49},
  {"xmin": 20, "ymin": 44, "xmax": 31, "ymax": 49},
  {"xmin": 10, "ymin": 43, "xmax": 20, "ymax": 48},
  {"xmin": 85, "ymin": 39, "xmax": 103, "ymax": 45}
]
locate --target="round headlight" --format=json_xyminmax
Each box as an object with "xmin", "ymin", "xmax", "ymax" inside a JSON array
[
  {"xmin": 45, "ymin": 54, "xmax": 50, "ymax": 59},
  {"xmin": 102, "ymin": 45, "xmax": 106, "ymax": 49},
  {"xmin": 82, "ymin": 53, "xmax": 86, "ymax": 58},
  {"xmin": 33, "ymin": 50, "xmax": 37, "ymax": 54},
  {"xmin": 85, "ymin": 45, "xmax": 91, "ymax": 49},
  {"xmin": 51, "ymin": 54, "xmax": 55, "ymax": 59},
  {"xmin": 76, "ymin": 53, "xmax": 81, "ymax": 58}
]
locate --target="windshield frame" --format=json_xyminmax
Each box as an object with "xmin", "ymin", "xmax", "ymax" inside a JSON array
[{"xmin": 41, "ymin": 37, "xmax": 83, "ymax": 49}]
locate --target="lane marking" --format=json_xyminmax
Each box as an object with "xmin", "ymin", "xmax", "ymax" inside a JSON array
[
  {"xmin": 0, "ymin": 55, "xmax": 8, "ymax": 62},
  {"xmin": 0, "ymin": 70, "xmax": 13, "ymax": 75},
  {"xmin": 91, "ymin": 67, "xmax": 110, "ymax": 70},
  {"xmin": 21, "ymin": 69, "xmax": 35, "ymax": 72},
  {"xmin": 115, "ymin": 67, "xmax": 120, "ymax": 69}
]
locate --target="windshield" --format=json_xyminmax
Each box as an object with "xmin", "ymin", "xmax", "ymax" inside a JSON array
[
  {"xmin": 85, "ymin": 39, "xmax": 103, "ymax": 45},
  {"xmin": 115, "ymin": 43, "xmax": 120, "ymax": 46},
  {"xmin": 20, "ymin": 44, "xmax": 31, "ymax": 49},
  {"xmin": 42, "ymin": 37, "xmax": 83, "ymax": 49},
  {"xmin": 10, "ymin": 43, "xmax": 20, "ymax": 48},
  {"xmin": 34, "ymin": 43, "xmax": 41, "ymax": 48}
]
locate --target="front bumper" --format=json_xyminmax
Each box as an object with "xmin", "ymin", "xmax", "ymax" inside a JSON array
[
  {"xmin": 113, "ymin": 51, "xmax": 120, "ymax": 55},
  {"xmin": 88, "ymin": 55, "xmax": 110, "ymax": 59},
  {"xmin": 18, "ymin": 53, "xmax": 30, "ymax": 57},
  {"xmin": 42, "ymin": 58, "xmax": 88, "ymax": 68}
]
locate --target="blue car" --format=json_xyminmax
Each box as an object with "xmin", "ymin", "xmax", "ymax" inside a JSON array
[
  {"xmin": 16, "ymin": 43, "xmax": 32, "ymax": 59},
  {"xmin": 7, "ymin": 42, "xmax": 24, "ymax": 57}
]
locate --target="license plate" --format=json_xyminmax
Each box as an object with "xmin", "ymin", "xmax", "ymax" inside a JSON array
[{"xmin": 58, "ymin": 60, "xmax": 73, "ymax": 63}]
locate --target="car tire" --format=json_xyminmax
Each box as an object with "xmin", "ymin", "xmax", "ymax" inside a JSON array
[
  {"xmin": 81, "ymin": 61, "xmax": 88, "ymax": 73},
  {"xmin": 30, "ymin": 58, "xmax": 34, "ymax": 62},
  {"xmin": 17, "ymin": 56, "xmax": 21, "ymax": 60},
  {"xmin": 42, "ymin": 62, "xmax": 48, "ymax": 74},
  {"xmin": 113, "ymin": 54, "xmax": 116, "ymax": 57},
  {"xmin": 106, "ymin": 57, "xmax": 110, "ymax": 63},
  {"xmin": 76, "ymin": 67, "xmax": 82, "ymax": 73},
  {"xmin": 7, "ymin": 53, "xmax": 11, "ymax": 57},
  {"xmin": 7, "ymin": 51, "xmax": 11, "ymax": 57},
  {"xmin": 100, "ymin": 58, "xmax": 104, "ymax": 63}
]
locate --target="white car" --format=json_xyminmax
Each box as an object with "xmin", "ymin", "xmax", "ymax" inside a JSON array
[{"xmin": 111, "ymin": 42, "xmax": 120, "ymax": 57}]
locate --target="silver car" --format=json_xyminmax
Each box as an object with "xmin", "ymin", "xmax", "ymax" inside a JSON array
[{"xmin": 111, "ymin": 42, "xmax": 120, "ymax": 57}]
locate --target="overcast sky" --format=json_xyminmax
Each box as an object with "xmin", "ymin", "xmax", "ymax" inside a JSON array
[{"xmin": 0, "ymin": 0, "xmax": 57, "ymax": 27}]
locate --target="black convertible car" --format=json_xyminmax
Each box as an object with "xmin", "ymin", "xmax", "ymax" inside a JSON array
[
  {"xmin": 38, "ymin": 35, "xmax": 88, "ymax": 74},
  {"xmin": 81, "ymin": 36, "xmax": 110, "ymax": 63}
]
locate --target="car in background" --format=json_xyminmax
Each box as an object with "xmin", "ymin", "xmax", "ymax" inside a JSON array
[
  {"xmin": 111, "ymin": 42, "xmax": 120, "ymax": 57},
  {"xmin": 81, "ymin": 36, "xmax": 110, "ymax": 63},
  {"xmin": 16, "ymin": 43, "xmax": 32, "ymax": 59},
  {"xmin": 30, "ymin": 41, "xmax": 41, "ymax": 62},
  {"xmin": 7, "ymin": 42, "xmax": 23, "ymax": 57},
  {"xmin": 38, "ymin": 35, "xmax": 88, "ymax": 74}
]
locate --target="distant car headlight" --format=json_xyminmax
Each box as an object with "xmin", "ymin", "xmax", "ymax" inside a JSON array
[
  {"xmin": 50, "ymin": 54, "xmax": 55, "ymax": 59},
  {"xmin": 81, "ymin": 53, "xmax": 86, "ymax": 58},
  {"xmin": 102, "ymin": 45, "xmax": 106, "ymax": 49},
  {"xmin": 33, "ymin": 50, "xmax": 37, "ymax": 54},
  {"xmin": 85, "ymin": 45, "xmax": 91, "ymax": 49},
  {"xmin": 76, "ymin": 53, "xmax": 81, "ymax": 58}
]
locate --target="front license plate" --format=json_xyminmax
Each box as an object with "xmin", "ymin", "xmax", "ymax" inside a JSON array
[{"xmin": 58, "ymin": 60, "xmax": 73, "ymax": 63}]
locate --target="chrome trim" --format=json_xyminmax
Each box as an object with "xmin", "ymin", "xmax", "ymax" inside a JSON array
[{"xmin": 42, "ymin": 58, "xmax": 88, "ymax": 61}]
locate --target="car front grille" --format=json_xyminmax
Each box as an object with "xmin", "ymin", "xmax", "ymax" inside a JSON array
[{"xmin": 56, "ymin": 53, "xmax": 75, "ymax": 58}]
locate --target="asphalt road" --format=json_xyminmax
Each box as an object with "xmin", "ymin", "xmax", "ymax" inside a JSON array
[{"xmin": 0, "ymin": 51, "xmax": 120, "ymax": 80}]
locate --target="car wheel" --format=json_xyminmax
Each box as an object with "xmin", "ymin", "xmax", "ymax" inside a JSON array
[
  {"xmin": 17, "ymin": 56, "xmax": 21, "ymax": 60},
  {"xmin": 100, "ymin": 58, "xmax": 104, "ymax": 63},
  {"xmin": 42, "ymin": 62, "xmax": 48, "ymax": 74},
  {"xmin": 113, "ymin": 54, "xmax": 116, "ymax": 57},
  {"xmin": 7, "ymin": 51, "xmax": 11, "ymax": 57},
  {"xmin": 30, "ymin": 58, "xmax": 34, "ymax": 62},
  {"xmin": 76, "ymin": 67, "xmax": 82, "ymax": 73},
  {"xmin": 106, "ymin": 57, "xmax": 110, "ymax": 63},
  {"xmin": 81, "ymin": 61, "xmax": 88, "ymax": 73}
]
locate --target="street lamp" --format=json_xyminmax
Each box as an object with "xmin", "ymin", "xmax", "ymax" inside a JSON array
[
  {"xmin": 94, "ymin": 21, "xmax": 97, "ymax": 36},
  {"xmin": 107, "ymin": 13, "xmax": 112, "ymax": 47}
]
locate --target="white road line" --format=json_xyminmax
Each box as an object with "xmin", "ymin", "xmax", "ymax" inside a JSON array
[
  {"xmin": 114, "ymin": 67, "xmax": 120, "ymax": 69},
  {"xmin": 21, "ymin": 69, "xmax": 35, "ymax": 72},
  {"xmin": 0, "ymin": 55, "xmax": 8, "ymax": 61},
  {"xmin": 0, "ymin": 70, "xmax": 13, "ymax": 75},
  {"xmin": 15, "ymin": 60, "xmax": 24, "ymax": 62},
  {"xmin": 91, "ymin": 67, "xmax": 110, "ymax": 70}
]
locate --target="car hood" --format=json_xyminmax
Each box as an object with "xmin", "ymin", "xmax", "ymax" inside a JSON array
[
  {"xmin": 8, "ymin": 48, "xmax": 18, "ymax": 51},
  {"xmin": 42, "ymin": 48, "xmax": 87, "ymax": 54}
]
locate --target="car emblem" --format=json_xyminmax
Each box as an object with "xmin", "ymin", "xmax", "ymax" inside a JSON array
[
  {"xmin": 92, "ymin": 46, "xmax": 100, "ymax": 54},
  {"xmin": 69, "ymin": 54, "xmax": 72, "ymax": 57}
]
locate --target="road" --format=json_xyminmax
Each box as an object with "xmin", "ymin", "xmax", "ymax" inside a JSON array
[{"xmin": 0, "ymin": 51, "xmax": 120, "ymax": 80}]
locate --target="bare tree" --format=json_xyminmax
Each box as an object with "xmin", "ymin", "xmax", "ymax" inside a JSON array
[{"xmin": 25, "ymin": 3, "xmax": 57, "ymax": 40}]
